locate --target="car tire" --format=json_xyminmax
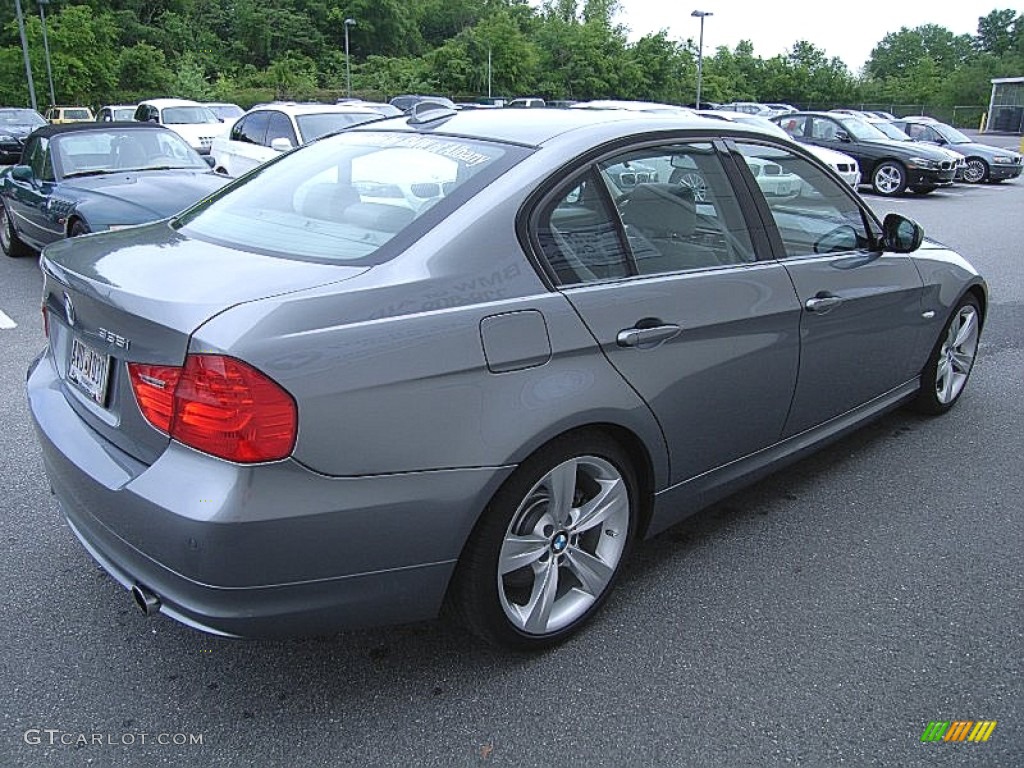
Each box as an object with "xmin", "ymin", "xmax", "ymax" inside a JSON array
[
  {"xmin": 962, "ymin": 158, "xmax": 989, "ymax": 184},
  {"xmin": 448, "ymin": 431, "xmax": 638, "ymax": 650},
  {"xmin": 1, "ymin": 204, "xmax": 32, "ymax": 258},
  {"xmin": 69, "ymin": 220, "xmax": 90, "ymax": 238},
  {"xmin": 911, "ymin": 186, "xmax": 936, "ymax": 195},
  {"xmin": 911, "ymin": 294, "xmax": 981, "ymax": 415},
  {"xmin": 871, "ymin": 161, "xmax": 908, "ymax": 196}
]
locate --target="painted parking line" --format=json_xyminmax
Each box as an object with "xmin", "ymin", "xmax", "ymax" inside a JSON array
[{"xmin": 0, "ymin": 309, "xmax": 17, "ymax": 329}]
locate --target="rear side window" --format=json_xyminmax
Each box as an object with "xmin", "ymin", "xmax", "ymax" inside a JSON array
[
  {"xmin": 236, "ymin": 112, "xmax": 270, "ymax": 145},
  {"xmin": 535, "ymin": 142, "xmax": 757, "ymax": 285},
  {"xmin": 177, "ymin": 131, "xmax": 521, "ymax": 264}
]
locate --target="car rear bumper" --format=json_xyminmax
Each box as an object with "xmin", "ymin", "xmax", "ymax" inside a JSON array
[{"xmin": 27, "ymin": 351, "xmax": 512, "ymax": 638}]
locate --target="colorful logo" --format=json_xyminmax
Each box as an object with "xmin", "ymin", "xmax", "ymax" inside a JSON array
[{"xmin": 920, "ymin": 721, "xmax": 997, "ymax": 742}]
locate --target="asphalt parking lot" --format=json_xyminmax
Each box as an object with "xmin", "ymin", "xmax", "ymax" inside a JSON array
[{"xmin": 1, "ymin": 137, "xmax": 1021, "ymax": 767}]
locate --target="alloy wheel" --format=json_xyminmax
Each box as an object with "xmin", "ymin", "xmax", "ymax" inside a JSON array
[
  {"xmin": 873, "ymin": 164, "xmax": 904, "ymax": 195},
  {"xmin": 934, "ymin": 304, "xmax": 979, "ymax": 404},
  {"xmin": 962, "ymin": 158, "xmax": 987, "ymax": 184},
  {"xmin": 497, "ymin": 456, "xmax": 630, "ymax": 635}
]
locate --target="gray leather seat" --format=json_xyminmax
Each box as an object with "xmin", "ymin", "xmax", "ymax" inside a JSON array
[{"xmin": 618, "ymin": 183, "xmax": 717, "ymax": 272}]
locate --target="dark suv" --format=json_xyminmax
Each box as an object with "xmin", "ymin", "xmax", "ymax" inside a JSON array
[{"xmin": 773, "ymin": 112, "xmax": 956, "ymax": 196}]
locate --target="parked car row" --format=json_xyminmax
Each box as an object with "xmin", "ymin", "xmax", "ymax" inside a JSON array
[{"xmin": 772, "ymin": 111, "xmax": 1022, "ymax": 195}]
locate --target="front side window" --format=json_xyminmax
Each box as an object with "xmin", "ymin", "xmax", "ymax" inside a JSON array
[
  {"xmin": 735, "ymin": 142, "xmax": 874, "ymax": 258},
  {"xmin": 177, "ymin": 131, "xmax": 519, "ymax": 264},
  {"xmin": 26, "ymin": 137, "xmax": 53, "ymax": 180}
]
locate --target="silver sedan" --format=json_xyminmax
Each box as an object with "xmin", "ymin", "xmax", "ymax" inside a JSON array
[{"xmin": 27, "ymin": 108, "xmax": 985, "ymax": 650}]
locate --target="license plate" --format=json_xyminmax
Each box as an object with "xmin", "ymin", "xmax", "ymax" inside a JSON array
[{"xmin": 68, "ymin": 336, "xmax": 111, "ymax": 406}]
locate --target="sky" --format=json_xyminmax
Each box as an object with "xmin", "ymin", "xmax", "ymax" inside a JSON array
[{"xmin": 611, "ymin": 0, "xmax": 996, "ymax": 73}]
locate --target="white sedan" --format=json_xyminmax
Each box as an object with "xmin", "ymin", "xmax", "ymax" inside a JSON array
[{"xmin": 210, "ymin": 103, "xmax": 384, "ymax": 177}]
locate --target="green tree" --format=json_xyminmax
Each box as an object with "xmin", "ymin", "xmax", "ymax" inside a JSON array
[{"xmin": 976, "ymin": 9, "xmax": 1019, "ymax": 55}]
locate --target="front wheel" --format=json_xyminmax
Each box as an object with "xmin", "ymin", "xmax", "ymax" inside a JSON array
[
  {"xmin": 962, "ymin": 158, "xmax": 988, "ymax": 184},
  {"xmin": 1, "ymin": 204, "xmax": 33, "ymax": 258},
  {"xmin": 911, "ymin": 295, "xmax": 981, "ymax": 415},
  {"xmin": 871, "ymin": 161, "xmax": 908, "ymax": 196},
  {"xmin": 448, "ymin": 432, "xmax": 638, "ymax": 650}
]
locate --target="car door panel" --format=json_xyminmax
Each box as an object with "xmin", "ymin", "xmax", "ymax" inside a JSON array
[
  {"xmin": 730, "ymin": 140, "xmax": 925, "ymax": 436},
  {"xmin": 533, "ymin": 143, "xmax": 801, "ymax": 485}
]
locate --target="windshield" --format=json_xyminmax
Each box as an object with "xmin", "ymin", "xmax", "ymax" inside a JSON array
[
  {"xmin": 930, "ymin": 122, "xmax": 972, "ymax": 144},
  {"xmin": 56, "ymin": 129, "xmax": 210, "ymax": 177},
  {"xmin": 177, "ymin": 131, "xmax": 523, "ymax": 264},
  {"xmin": 208, "ymin": 104, "xmax": 244, "ymax": 120},
  {"xmin": 870, "ymin": 121, "xmax": 912, "ymax": 141},
  {"xmin": 0, "ymin": 109, "xmax": 46, "ymax": 127},
  {"xmin": 161, "ymin": 106, "xmax": 221, "ymax": 125},
  {"xmin": 295, "ymin": 112, "xmax": 382, "ymax": 142},
  {"xmin": 732, "ymin": 116, "xmax": 790, "ymax": 138},
  {"xmin": 837, "ymin": 118, "xmax": 889, "ymax": 141}
]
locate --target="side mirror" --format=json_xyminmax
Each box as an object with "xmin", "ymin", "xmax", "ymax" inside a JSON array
[
  {"xmin": 203, "ymin": 155, "xmax": 216, "ymax": 168},
  {"xmin": 11, "ymin": 165, "xmax": 33, "ymax": 182},
  {"xmin": 834, "ymin": 130, "xmax": 850, "ymax": 142},
  {"xmin": 881, "ymin": 213, "xmax": 923, "ymax": 253},
  {"xmin": 270, "ymin": 137, "xmax": 294, "ymax": 152}
]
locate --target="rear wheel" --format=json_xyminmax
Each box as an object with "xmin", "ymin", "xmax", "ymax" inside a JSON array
[
  {"xmin": 871, "ymin": 161, "xmax": 907, "ymax": 196},
  {"xmin": 911, "ymin": 295, "xmax": 981, "ymax": 415},
  {"xmin": 962, "ymin": 158, "xmax": 988, "ymax": 183},
  {"xmin": 1, "ymin": 204, "xmax": 32, "ymax": 258},
  {"xmin": 448, "ymin": 432, "xmax": 638, "ymax": 650}
]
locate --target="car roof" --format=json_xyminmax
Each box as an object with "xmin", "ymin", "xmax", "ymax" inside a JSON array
[
  {"xmin": 27, "ymin": 122, "xmax": 172, "ymax": 139},
  {"xmin": 100, "ymin": 105, "xmax": 137, "ymax": 110},
  {"xmin": 350, "ymin": 108, "xmax": 763, "ymax": 148}
]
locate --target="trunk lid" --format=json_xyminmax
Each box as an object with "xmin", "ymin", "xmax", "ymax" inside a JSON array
[{"xmin": 41, "ymin": 221, "xmax": 368, "ymax": 465}]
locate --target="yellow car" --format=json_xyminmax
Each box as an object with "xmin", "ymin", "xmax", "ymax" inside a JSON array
[{"xmin": 45, "ymin": 106, "xmax": 95, "ymax": 124}]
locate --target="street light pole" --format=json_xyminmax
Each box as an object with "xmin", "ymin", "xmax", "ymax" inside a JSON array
[
  {"xmin": 344, "ymin": 18, "xmax": 356, "ymax": 98},
  {"xmin": 14, "ymin": 0, "xmax": 38, "ymax": 111},
  {"xmin": 39, "ymin": 0, "xmax": 56, "ymax": 108},
  {"xmin": 691, "ymin": 10, "xmax": 712, "ymax": 109}
]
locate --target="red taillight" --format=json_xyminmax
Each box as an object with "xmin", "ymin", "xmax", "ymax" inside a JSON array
[{"xmin": 129, "ymin": 355, "xmax": 297, "ymax": 463}]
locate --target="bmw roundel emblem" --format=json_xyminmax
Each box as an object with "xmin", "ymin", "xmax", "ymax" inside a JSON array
[{"xmin": 63, "ymin": 292, "xmax": 75, "ymax": 327}]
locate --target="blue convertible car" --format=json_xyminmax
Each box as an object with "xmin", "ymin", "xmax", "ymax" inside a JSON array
[{"xmin": 1, "ymin": 122, "xmax": 229, "ymax": 257}]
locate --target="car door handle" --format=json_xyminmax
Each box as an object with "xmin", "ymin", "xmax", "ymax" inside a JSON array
[
  {"xmin": 616, "ymin": 324, "xmax": 682, "ymax": 349},
  {"xmin": 804, "ymin": 295, "xmax": 844, "ymax": 313}
]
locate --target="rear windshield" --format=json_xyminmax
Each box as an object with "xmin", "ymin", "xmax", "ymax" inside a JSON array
[
  {"xmin": 176, "ymin": 131, "xmax": 527, "ymax": 264},
  {"xmin": 161, "ymin": 106, "xmax": 220, "ymax": 125},
  {"xmin": 64, "ymin": 109, "xmax": 92, "ymax": 120}
]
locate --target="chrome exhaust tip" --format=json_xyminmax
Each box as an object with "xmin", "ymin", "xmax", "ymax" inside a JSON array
[{"xmin": 131, "ymin": 584, "xmax": 160, "ymax": 616}]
